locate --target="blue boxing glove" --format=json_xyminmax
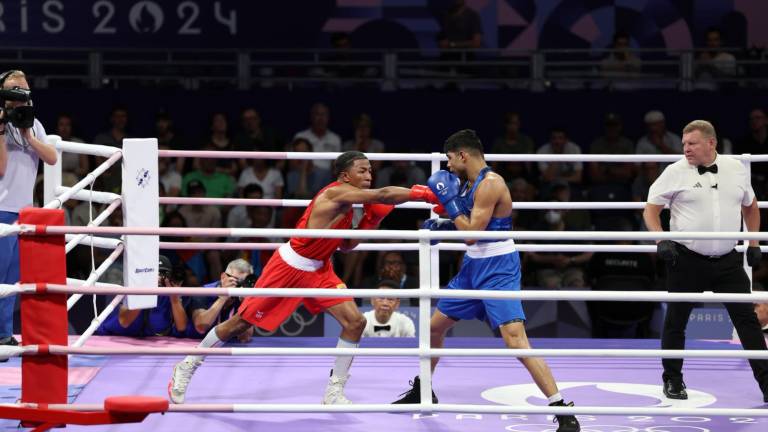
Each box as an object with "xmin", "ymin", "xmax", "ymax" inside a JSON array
[
  {"xmin": 427, "ymin": 170, "xmax": 464, "ymax": 220},
  {"xmin": 422, "ymin": 218, "xmax": 456, "ymax": 245}
]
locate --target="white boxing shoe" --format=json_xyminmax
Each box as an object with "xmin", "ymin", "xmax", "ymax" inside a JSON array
[
  {"xmin": 168, "ymin": 359, "xmax": 202, "ymax": 404},
  {"xmin": 322, "ymin": 374, "xmax": 351, "ymax": 405}
]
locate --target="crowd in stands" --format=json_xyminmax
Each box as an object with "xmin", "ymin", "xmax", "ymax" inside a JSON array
[{"xmin": 38, "ymin": 99, "xmax": 768, "ymax": 339}]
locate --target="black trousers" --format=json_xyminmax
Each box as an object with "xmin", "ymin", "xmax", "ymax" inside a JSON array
[{"xmin": 663, "ymin": 243, "xmax": 768, "ymax": 392}]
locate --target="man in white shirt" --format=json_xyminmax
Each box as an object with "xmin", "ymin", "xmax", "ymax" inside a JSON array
[
  {"xmin": 0, "ymin": 70, "xmax": 58, "ymax": 349},
  {"xmin": 643, "ymin": 119, "xmax": 768, "ymax": 403},
  {"xmin": 294, "ymin": 103, "xmax": 341, "ymax": 171},
  {"xmin": 636, "ymin": 110, "xmax": 683, "ymax": 155},
  {"xmin": 362, "ymin": 280, "xmax": 415, "ymax": 338}
]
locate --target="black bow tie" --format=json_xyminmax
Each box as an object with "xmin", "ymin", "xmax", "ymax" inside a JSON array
[
  {"xmin": 373, "ymin": 325, "xmax": 391, "ymax": 332},
  {"xmin": 697, "ymin": 164, "xmax": 718, "ymax": 175}
]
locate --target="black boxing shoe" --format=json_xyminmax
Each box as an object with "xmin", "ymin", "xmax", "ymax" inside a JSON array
[
  {"xmin": 392, "ymin": 376, "xmax": 438, "ymax": 404},
  {"xmin": 549, "ymin": 400, "xmax": 580, "ymax": 432},
  {"xmin": 663, "ymin": 378, "xmax": 688, "ymax": 400}
]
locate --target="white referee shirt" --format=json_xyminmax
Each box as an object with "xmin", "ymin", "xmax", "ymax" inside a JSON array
[
  {"xmin": 647, "ymin": 154, "xmax": 755, "ymax": 256},
  {"xmin": 362, "ymin": 310, "xmax": 415, "ymax": 338}
]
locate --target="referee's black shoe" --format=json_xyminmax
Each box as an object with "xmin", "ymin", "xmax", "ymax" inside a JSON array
[
  {"xmin": 549, "ymin": 400, "xmax": 580, "ymax": 431},
  {"xmin": 392, "ymin": 376, "xmax": 438, "ymax": 404},
  {"xmin": 663, "ymin": 378, "xmax": 688, "ymax": 400}
]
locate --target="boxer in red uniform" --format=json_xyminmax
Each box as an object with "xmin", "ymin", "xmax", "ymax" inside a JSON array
[{"xmin": 169, "ymin": 151, "xmax": 437, "ymax": 405}]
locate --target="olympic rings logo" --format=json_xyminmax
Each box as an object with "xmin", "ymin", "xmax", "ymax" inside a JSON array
[{"xmin": 253, "ymin": 307, "xmax": 318, "ymax": 337}]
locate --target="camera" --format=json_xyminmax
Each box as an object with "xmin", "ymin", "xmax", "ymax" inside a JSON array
[
  {"xmin": 236, "ymin": 273, "xmax": 258, "ymax": 288},
  {"xmin": 0, "ymin": 87, "xmax": 34, "ymax": 129}
]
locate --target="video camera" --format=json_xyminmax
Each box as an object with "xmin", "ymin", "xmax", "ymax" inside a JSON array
[{"xmin": 0, "ymin": 70, "xmax": 35, "ymax": 129}]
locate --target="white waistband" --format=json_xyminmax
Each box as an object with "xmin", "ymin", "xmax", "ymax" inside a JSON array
[
  {"xmin": 466, "ymin": 239, "xmax": 517, "ymax": 259},
  {"xmin": 278, "ymin": 242, "xmax": 324, "ymax": 272}
]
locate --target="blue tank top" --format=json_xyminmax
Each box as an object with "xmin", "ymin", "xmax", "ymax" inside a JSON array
[{"xmin": 458, "ymin": 166, "xmax": 512, "ymax": 235}]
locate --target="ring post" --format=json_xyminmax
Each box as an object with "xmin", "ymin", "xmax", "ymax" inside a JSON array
[
  {"xmin": 418, "ymin": 232, "xmax": 433, "ymax": 410},
  {"xmin": 19, "ymin": 208, "xmax": 68, "ymax": 410}
]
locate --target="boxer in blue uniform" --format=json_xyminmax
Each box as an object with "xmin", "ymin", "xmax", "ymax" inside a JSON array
[{"xmin": 393, "ymin": 130, "xmax": 580, "ymax": 432}]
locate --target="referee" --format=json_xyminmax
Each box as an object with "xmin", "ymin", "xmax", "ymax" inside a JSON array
[{"xmin": 644, "ymin": 120, "xmax": 768, "ymax": 403}]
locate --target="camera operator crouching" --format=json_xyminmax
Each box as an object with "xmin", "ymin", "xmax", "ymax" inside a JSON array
[
  {"xmin": 181, "ymin": 259, "xmax": 257, "ymax": 342},
  {"xmin": 0, "ymin": 70, "xmax": 57, "ymax": 352}
]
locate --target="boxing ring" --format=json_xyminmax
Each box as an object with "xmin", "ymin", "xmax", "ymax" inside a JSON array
[{"xmin": 0, "ymin": 140, "xmax": 768, "ymax": 431}]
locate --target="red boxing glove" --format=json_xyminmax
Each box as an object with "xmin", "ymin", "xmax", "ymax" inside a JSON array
[
  {"xmin": 432, "ymin": 204, "xmax": 446, "ymax": 215},
  {"xmin": 409, "ymin": 185, "xmax": 439, "ymax": 204},
  {"xmin": 358, "ymin": 203, "xmax": 395, "ymax": 229}
]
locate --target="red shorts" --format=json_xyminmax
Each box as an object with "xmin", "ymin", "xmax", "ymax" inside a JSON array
[{"xmin": 237, "ymin": 254, "xmax": 352, "ymax": 331}]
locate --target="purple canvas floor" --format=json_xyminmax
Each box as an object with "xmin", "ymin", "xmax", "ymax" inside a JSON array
[{"xmin": 6, "ymin": 337, "xmax": 768, "ymax": 431}]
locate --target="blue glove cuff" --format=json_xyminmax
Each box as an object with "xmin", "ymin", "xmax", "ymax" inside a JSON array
[{"xmin": 444, "ymin": 200, "xmax": 464, "ymax": 220}]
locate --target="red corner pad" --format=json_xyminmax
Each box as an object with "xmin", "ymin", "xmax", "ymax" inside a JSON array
[{"xmin": 104, "ymin": 396, "xmax": 169, "ymax": 414}]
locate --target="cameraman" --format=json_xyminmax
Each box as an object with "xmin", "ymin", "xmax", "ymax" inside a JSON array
[
  {"xmin": 183, "ymin": 259, "xmax": 255, "ymax": 341},
  {"xmin": 0, "ymin": 70, "xmax": 57, "ymax": 348},
  {"xmin": 96, "ymin": 255, "xmax": 187, "ymax": 337}
]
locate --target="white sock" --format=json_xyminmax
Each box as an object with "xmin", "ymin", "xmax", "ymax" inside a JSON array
[
  {"xmin": 331, "ymin": 338, "xmax": 358, "ymax": 378},
  {"xmin": 184, "ymin": 325, "xmax": 224, "ymax": 363},
  {"xmin": 547, "ymin": 392, "xmax": 563, "ymax": 404}
]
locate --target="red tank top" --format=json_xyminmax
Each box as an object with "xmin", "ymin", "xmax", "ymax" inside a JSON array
[{"xmin": 289, "ymin": 182, "xmax": 353, "ymax": 261}]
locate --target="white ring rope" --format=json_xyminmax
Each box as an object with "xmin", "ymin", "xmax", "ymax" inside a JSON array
[
  {"xmin": 43, "ymin": 152, "xmax": 122, "ymax": 210},
  {"xmin": 160, "ymin": 196, "xmax": 768, "ymax": 210},
  {"xmin": 8, "ymin": 284, "xmax": 768, "ymax": 303},
  {"xmin": 158, "ymin": 241, "xmax": 768, "ymax": 254},
  {"xmin": 158, "ymin": 149, "xmax": 768, "ymax": 163},
  {"xmin": 65, "ymin": 199, "xmax": 122, "ymax": 253},
  {"xmin": 65, "ymin": 243, "xmax": 124, "ymax": 311},
  {"xmin": 5, "ymin": 402, "xmax": 767, "ymax": 417},
  {"xmin": 5, "ymin": 225, "xmax": 766, "ymax": 241}
]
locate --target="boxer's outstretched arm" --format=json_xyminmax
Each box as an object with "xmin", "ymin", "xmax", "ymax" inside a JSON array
[{"xmin": 328, "ymin": 184, "xmax": 427, "ymax": 205}]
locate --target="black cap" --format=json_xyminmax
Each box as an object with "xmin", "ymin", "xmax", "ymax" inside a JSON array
[
  {"xmin": 187, "ymin": 180, "xmax": 206, "ymax": 193},
  {"xmin": 159, "ymin": 255, "xmax": 172, "ymax": 273}
]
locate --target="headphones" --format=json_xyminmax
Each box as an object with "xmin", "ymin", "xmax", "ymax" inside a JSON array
[{"xmin": 0, "ymin": 70, "xmax": 18, "ymax": 89}]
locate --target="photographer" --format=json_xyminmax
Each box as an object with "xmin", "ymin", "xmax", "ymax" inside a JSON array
[
  {"xmin": 183, "ymin": 259, "xmax": 255, "ymax": 341},
  {"xmin": 0, "ymin": 70, "xmax": 57, "ymax": 348},
  {"xmin": 96, "ymin": 255, "xmax": 187, "ymax": 337}
]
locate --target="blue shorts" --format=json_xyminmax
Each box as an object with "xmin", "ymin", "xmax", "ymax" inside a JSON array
[{"xmin": 437, "ymin": 250, "xmax": 524, "ymax": 328}]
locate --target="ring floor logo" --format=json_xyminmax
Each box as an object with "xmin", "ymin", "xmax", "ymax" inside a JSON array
[{"xmin": 409, "ymin": 381, "xmax": 762, "ymax": 432}]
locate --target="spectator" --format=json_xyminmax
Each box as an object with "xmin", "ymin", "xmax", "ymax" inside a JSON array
[
  {"xmin": 183, "ymin": 259, "xmax": 254, "ymax": 340},
  {"xmin": 490, "ymin": 112, "xmax": 535, "ymax": 181},
  {"xmin": 227, "ymin": 205, "xmax": 277, "ymax": 276},
  {"xmin": 227, "ymin": 183, "xmax": 264, "ymax": 229},
  {"xmin": 525, "ymin": 183, "xmax": 593, "ymax": 289},
  {"xmin": 696, "ymin": 27, "xmax": 737, "ymax": 82},
  {"xmin": 55, "ymin": 113, "xmax": 88, "ymax": 177},
  {"xmin": 294, "ymin": 103, "xmax": 341, "ymax": 171},
  {"xmin": 285, "ymin": 138, "xmax": 331, "ymax": 200},
  {"xmin": 362, "ymin": 280, "xmax": 416, "ymax": 338},
  {"xmin": 374, "ymin": 160, "xmax": 427, "ymax": 189},
  {"xmin": 232, "ymin": 108, "xmax": 281, "ymax": 153},
  {"xmin": 438, "ymin": 0, "xmax": 482, "ymax": 54},
  {"xmin": 735, "ymin": 108, "xmax": 768, "ymax": 199},
  {"xmin": 155, "ymin": 111, "xmax": 184, "ymax": 151},
  {"xmin": 508, "ymin": 178, "xmax": 538, "ymax": 231},
  {"xmin": 601, "ymin": 31, "xmax": 641, "ymax": 76},
  {"xmin": 342, "ymin": 114, "xmax": 385, "ymax": 171},
  {"xmin": 93, "ymin": 106, "xmax": 130, "ymax": 148},
  {"xmin": 237, "ymin": 152, "xmax": 284, "ymax": 199},
  {"xmin": 96, "ymin": 255, "xmax": 187, "ymax": 337},
  {"xmin": 589, "ymin": 113, "xmax": 636, "ymax": 185},
  {"xmin": 359, "ymin": 251, "xmax": 419, "ymax": 305},
  {"xmin": 181, "ymin": 149, "xmax": 236, "ymax": 198},
  {"xmin": 636, "ymin": 110, "xmax": 682, "ymax": 155},
  {"xmin": 159, "ymin": 155, "xmax": 182, "ymax": 198},
  {"xmin": 178, "ymin": 180, "xmax": 223, "ymax": 280},
  {"xmin": 537, "ymin": 127, "xmax": 583, "ymax": 190}
]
